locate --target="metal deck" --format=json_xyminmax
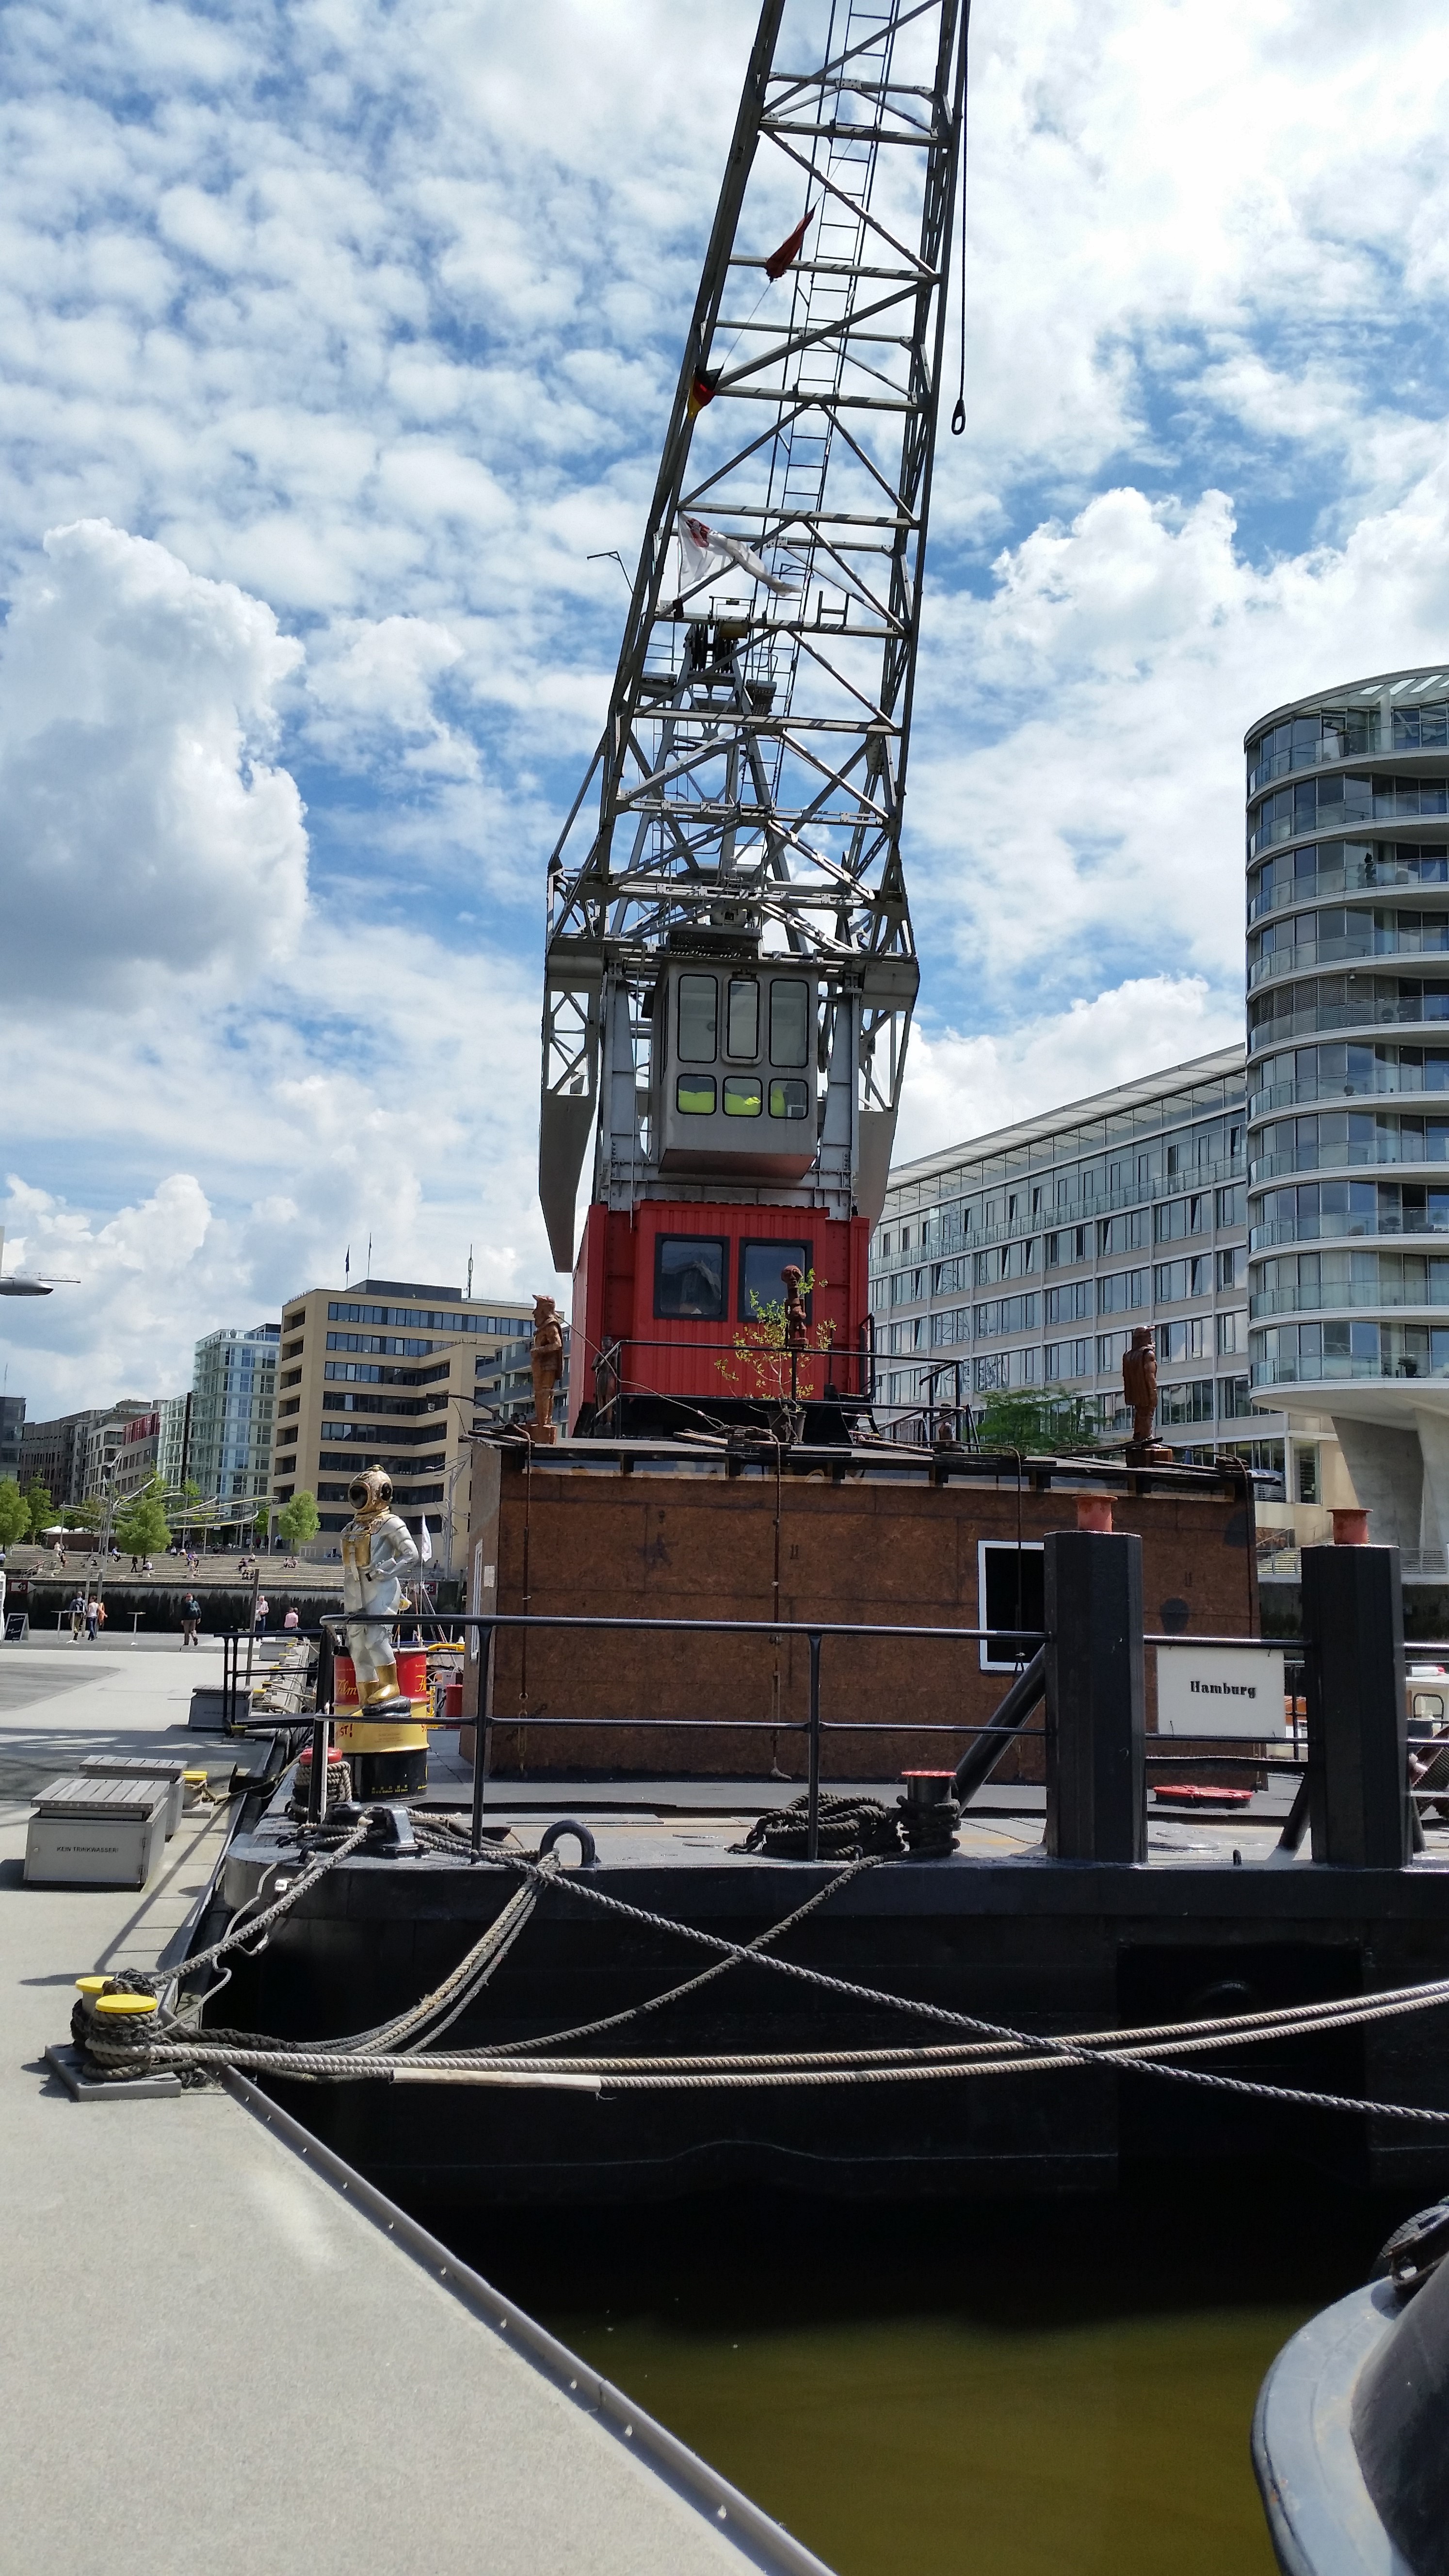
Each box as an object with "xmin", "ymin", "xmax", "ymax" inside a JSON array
[{"xmin": 0, "ymin": 1640, "xmax": 823, "ymax": 2575}]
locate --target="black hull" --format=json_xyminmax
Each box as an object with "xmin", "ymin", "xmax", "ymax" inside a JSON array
[{"xmin": 213, "ymin": 1825, "xmax": 1449, "ymax": 2208}]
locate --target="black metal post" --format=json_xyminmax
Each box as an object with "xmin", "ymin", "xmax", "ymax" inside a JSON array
[
  {"xmin": 806, "ymin": 1631, "xmax": 823, "ymax": 1861},
  {"xmin": 305, "ymin": 1711, "xmax": 330, "ymax": 1827},
  {"xmin": 952, "ymin": 1648, "xmax": 1046, "ymax": 1805},
  {"xmin": 315, "ymin": 1623, "xmax": 335, "ymax": 1718},
  {"xmin": 470, "ymin": 1621, "xmax": 496, "ymax": 1857},
  {"xmin": 1302, "ymin": 1543, "xmax": 1410, "ymax": 1867},
  {"xmin": 1044, "ymin": 1528, "xmax": 1146, "ymax": 1863}
]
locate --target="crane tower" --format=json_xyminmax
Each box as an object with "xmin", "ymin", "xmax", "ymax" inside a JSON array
[{"xmin": 540, "ymin": 0, "xmax": 968, "ymax": 1435}]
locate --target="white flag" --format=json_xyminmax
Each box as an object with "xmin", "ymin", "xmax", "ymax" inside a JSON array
[
  {"xmin": 677, "ymin": 515, "xmax": 796, "ymax": 599},
  {"xmin": 419, "ymin": 1515, "xmax": 433, "ymax": 1563}
]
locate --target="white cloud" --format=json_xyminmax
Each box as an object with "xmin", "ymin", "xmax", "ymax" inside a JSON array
[
  {"xmin": 897, "ymin": 976, "xmax": 1243, "ymax": 1165},
  {"xmin": 6, "ymin": 1, "xmax": 1449, "ymax": 1415},
  {"xmin": 0, "ymin": 518, "xmax": 306, "ymax": 996}
]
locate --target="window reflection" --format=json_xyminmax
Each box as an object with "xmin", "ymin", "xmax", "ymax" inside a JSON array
[{"xmin": 655, "ymin": 1236, "xmax": 727, "ymax": 1320}]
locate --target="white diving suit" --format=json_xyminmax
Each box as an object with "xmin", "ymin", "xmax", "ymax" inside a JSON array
[{"xmin": 335, "ymin": 1465, "xmax": 424, "ymax": 1767}]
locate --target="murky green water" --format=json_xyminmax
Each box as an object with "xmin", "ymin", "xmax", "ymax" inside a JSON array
[{"xmin": 451, "ymin": 2170, "xmax": 1413, "ymax": 2576}]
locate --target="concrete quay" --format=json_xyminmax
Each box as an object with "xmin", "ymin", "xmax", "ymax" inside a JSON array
[{"xmin": 0, "ymin": 1639, "xmax": 821, "ymax": 2576}]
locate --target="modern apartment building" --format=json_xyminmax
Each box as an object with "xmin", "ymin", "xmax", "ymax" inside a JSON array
[
  {"xmin": 82, "ymin": 1401, "xmax": 159, "ymax": 1501},
  {"xmin": 158, "ymin": 1392, "xmax": 191, "ymax": 1493},
  {"xmin": 111, "ymin": 1407, "xmax": 162, "ymax": 1502},
  {"xmin": 873, "ymin": 1046, "xmax": 1295, "ymax": 1480},
  {"xmin": 271, "ymin": 1276, "xmax": 535, "ymax": 1561},
  {"xmin": 188, "ymin": 1325, "xmax": 279, "ymax": 1512},
  {"xmin": 19, "ymin": 1408, "xmax": 103, "ymax": 1507},
  {"xmin": 0, "ymin": 1394, "xmax": 23, "ymax": 1482},
  {"xmin": 1246, "ymin": 664, "xmax": 1449, "ymax": 1563}
]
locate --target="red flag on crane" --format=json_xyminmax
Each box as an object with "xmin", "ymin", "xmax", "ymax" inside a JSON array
[
  {"xmin": 765, "ymin": 205, "xmax": 815, "ymax": 279},
  {"xmin": 687, "ymin": 371, "xmax": 718, "ymax": 419}
]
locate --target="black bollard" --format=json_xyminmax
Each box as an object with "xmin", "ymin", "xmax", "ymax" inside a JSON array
[
  {"xmin": 1301, "ymin": 1543, "xmax": 1409, "ymax": 1868},
  {"xmin": 1044, "ymin": 1528, "xmax": 1145, "ymax": 1864}
]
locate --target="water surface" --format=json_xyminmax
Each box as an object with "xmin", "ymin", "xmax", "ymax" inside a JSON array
[{"xmin": 452, "ymin": 2167, "xmax": 1413, "ymax": 2576}]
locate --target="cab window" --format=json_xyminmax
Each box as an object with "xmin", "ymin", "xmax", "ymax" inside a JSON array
[
  {"xmin": 655, "ymin": 1236, "xmax": 727, "ymax": 1320},
  {"xmin": 678, "ymin": 975, "xmax": 718, "ymax": 1063},
  {"xmin": 769, "ymin": 978, "xmax": 810, "ymax": 1067},
  {"xmin": 739, "ymin": 1240, "xmax": 810, "ymax": 1321}
]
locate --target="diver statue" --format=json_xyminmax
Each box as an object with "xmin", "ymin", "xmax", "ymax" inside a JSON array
[{"xmin": 336, "ymin": 1464, "xmax": 426, "ymax": 1791}]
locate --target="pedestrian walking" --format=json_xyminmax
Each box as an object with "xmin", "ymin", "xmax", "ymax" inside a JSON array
[
  {"xmin": 254, "ymin": 1593, "xmax": 269, "ymax": 1634},
  {"xmin": 180, "ymin": 1594, "xmax": 201, "ymax": 1648},
  {"xmin": 85, "ymin": 1597, "xmax": 100, "ymax": 1641},
  {"xmin": 67, "ymin": 1591, "xmax": 85, "ymax": 1641}
]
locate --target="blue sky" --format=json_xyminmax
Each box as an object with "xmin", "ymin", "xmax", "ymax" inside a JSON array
[{"xmin": 5, "ymin": 0, "xmax": 1449, "ymax": 1415}]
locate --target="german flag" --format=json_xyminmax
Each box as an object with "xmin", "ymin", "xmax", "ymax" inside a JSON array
[{"xmin": 687, "ymin": 370, "xmax": 719, "ymax": 419}]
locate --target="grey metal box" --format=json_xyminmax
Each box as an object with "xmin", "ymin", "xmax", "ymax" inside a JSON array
[
  {"xmin": 25, "ymin": 1777, "xmax": 167, "ymax": 1888},
  {"xmin": 188, "ymin": 1685, "xmax": 252, "ymax": 1732},
  {"xmin": 79, "ymin": 1755, "xmax": 187, "ymax": 1837}
]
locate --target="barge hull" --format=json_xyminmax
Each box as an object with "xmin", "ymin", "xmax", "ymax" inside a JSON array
[{"xmin": 217, "ymin": 1836, "xmax": 1449, "ymax": 2208}]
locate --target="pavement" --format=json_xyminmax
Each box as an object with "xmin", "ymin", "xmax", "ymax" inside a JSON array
[{"xmin": 0, "ymin": 1641, "xmax": 771, "ymax": 2576}]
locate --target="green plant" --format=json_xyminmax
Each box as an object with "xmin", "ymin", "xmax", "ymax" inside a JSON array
[
  {"xmin": 977, "ymin": 1390, "xmax": 1102, "ymax": 1455},
  {"xmin": 716, "ymin": 1270, "xmax": 836, "ymax": 1401},
  {"xmin": 0, "ymin": 1479, "xmax": 29, "ymax": 1547},
  {"xmin": 113, "ymin": 1475, "xmax": 171, "ymax": 1559},
  {"xmin": 22, "ymin": 1479, "xmax": 53, "ymax": 1539},
  {"xmin": 61, "ymin": 1501, "xmax": 102, "ymax": 1530},
  {"xmin": 276, "ymin": 1489, "xmax": 321, "ymax": 1552}
]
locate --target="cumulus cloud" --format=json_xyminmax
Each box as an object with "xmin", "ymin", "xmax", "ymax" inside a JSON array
[
  {"xmin": 7, "ymin": 1, "xmax": 1449, "ymax": 1408},
  {"xmin": 897, "ymin": 976, "xmax": 1244, "ymax": 1165},
  {"xmin": 0, "ymin": 519, "xmax": 306, "ymax": 996}
]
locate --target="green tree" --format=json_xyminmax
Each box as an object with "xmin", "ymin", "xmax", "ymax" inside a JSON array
[
  {"xmin": 0, "ymin": 1479, "xmax": 29, "ymax": 1547},
  {"xmin": 253, "ymin": 1502, "xmax": 271, "ymax": 1544},
  {"xmin": 22, "ymin": 1479, "xmax": 53, "ymax": 1539},
  {"xmin": 977, "ymin": 1391, "xmax": 1102, "ymax": 1455},
  {"xmin": 113, "ymin": 1475, "xmax": 171, "ymax": 1560},
  {"xmin": 276, "ymin": 1490, "xmax": 320, "ymax": 1552},
  {"xmin": 61, "ymin": 1501, "xmax": 102, "ymax": 1530}
]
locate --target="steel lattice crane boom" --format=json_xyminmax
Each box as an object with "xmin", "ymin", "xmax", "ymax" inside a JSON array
[{"xmin": 540, "ymin": 0, "xmax": 967, "ymax": 1437}]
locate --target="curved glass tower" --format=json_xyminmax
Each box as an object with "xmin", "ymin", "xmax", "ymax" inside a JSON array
[{"xmin": 1246, "ymin": 665, "xmax": 1449, "ymax": 1562}]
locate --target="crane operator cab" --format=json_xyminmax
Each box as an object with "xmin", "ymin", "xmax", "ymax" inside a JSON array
[{"xmin": 652, "ymin": 950, "xmax": 818, "ymax": 1181}]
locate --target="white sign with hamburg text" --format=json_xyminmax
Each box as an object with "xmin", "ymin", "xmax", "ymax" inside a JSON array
[{"xmin": 1155, "ymin": 1644, "xmax": 1287, "ymax": 1738}]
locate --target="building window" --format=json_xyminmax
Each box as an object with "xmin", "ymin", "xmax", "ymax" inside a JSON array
[
  {"xmin": 676, "ymin": 1074, "xmax": 716, "ymax": 1114},
  {"xmin": 977, "ymin": 1540, "xmax": 1044, "ymax": 1672}
]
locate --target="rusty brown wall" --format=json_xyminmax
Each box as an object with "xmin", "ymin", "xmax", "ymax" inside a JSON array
[{"xmin": 459, "ymin": 1459, "xmax": 1256, "ymax": 1778}]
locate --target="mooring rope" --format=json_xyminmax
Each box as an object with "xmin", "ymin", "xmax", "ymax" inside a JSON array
[{"xmin": 72, "ymin": 1827, "xmax": 1449, "ymax": 2127}]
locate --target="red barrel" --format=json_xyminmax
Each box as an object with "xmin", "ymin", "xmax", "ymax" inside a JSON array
[
  {"xmin": 397, "ymin": 1647, "xmax": 428, "ymax": 1704},
  {"xmin": 443, "ymin": 1680, "xmax": 464, "ymax": 1721},
  {"xmin": 332, "ymin": 1649, "xmax": 428, "ymax": 1707}
]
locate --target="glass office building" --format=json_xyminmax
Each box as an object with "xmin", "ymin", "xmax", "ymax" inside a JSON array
[
  {"xmin": 189, "ymin": 1323, "xmax": 280, "ymax": 1510},
  {"xmin": 1246, "ymin": 664, "xmax": 1449, "ymax": 1562},
  {"xmin": 874, "ymin": 1046, "xmax": 1288, "ymax": 1471}
]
